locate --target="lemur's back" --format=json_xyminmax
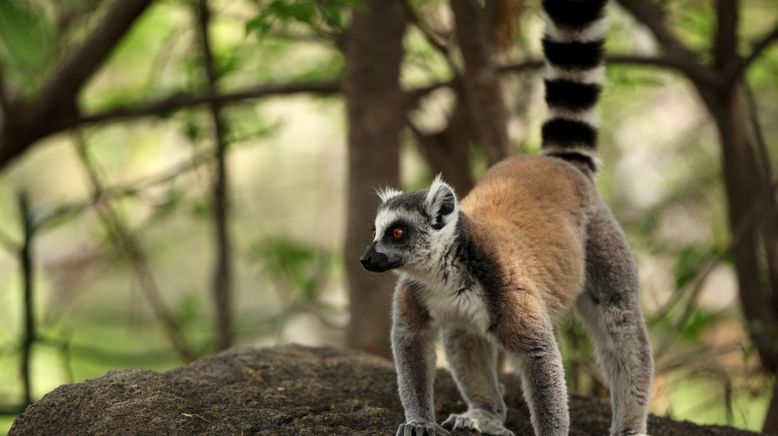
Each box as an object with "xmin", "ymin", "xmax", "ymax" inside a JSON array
[{"xmin": 461, "ymin": 155, "xmax": 597, "ymax": 314}]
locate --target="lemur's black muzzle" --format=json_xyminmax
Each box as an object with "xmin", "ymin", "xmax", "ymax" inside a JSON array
[{"xmin": 360, "ymin": 242, "xmax": 402, "ymax": 272}]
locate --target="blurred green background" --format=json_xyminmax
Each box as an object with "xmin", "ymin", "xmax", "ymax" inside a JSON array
[{"xmin": 1, "ymin": 0, "xmax": 777, "ymax": 433}]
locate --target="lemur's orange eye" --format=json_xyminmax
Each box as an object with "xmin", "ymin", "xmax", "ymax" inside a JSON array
[{"xmin": 393, "ymin": 227, "xmax": 405, "ymax": 241}]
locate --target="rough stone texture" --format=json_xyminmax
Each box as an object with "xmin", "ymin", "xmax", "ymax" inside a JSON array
[{"xmin": 10, "ymin": 345, "xmax": 761, "ymax": 436}]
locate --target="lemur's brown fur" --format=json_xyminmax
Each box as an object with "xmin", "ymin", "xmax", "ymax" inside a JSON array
[{"xmin": 461, "ymin": 155, "xmax": 595, "ymax": 321}]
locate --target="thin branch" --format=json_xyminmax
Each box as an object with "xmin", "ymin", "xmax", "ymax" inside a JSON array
[
  {"xmin": 654, "ymin": 179, "xmax": 778, "ymax": 358},
  {"xmin": 0, "ymin": 61, "xmax": 10, "ymax": 117},
  {"xmin": 615, "ymin": 0, "xmax": 719, "ymax": 87},
  {"xmin": 504, "ymin": 54, "xmax": 718, "ymax": 82},
  {"xmin": 196, "ymin": 0, "xmax": 233, "ymax": 351},
  {"xmin": 24, "ymin": 0, "xmax": 154, "ymax": 125},
  {"xmin": 35, "ymin": 146, "xmax": 217, "ymax": 229},
  {"xmin": 74, "ymin": 81, "xmax": 342, "ymax": 127},
  {"xmin": 2, "ymin": 48, "xmax": 727, "ymax": 170},
  {"xmin": 72, "ymin": 132, "xmax": 197, "ymax": 362},
  {"xmin": 407, "ymin": 53, "xmax": 723, "ymax": 109},
  {"xmin": 725, "ymin": 23, "xmax": 778, "ymax": 83},
  {"xmin": 82, "ymin": 51, "xmax": 724, "ymax": 128},
  {"xmin": 17, "ymin": 192, "xmax": 36, "ymax": 407},
  {"xmin": 616, "ymin": 0, "xmax": 693, "ymax": 57},
  {"xmin": 77, "ymin": 52, "xmax": 711, "ymax": 132},
  {"xmin": 744, "ymin": 83, "xmax": 774, "ymax": 178},
  {"xmin": 404, "ymin": 0, "xmax": 456, "ymax": 72}
]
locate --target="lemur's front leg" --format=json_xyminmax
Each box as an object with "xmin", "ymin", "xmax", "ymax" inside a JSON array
[
  {"xmin": 391, "ymin": 280, "xmax": 450, "ymax": 436},
  {"xmin": 441, "ymin": 329, "xmax": 513, "ymax": 436},
  {"xmin": 497, "ymin": 313, "xmax": 569, "ymax": 436}
]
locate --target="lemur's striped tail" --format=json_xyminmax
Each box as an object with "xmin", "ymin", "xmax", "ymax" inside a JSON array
[{"xmin": 541, "ymin": 0, "xmax": 608, "ymax": 173}]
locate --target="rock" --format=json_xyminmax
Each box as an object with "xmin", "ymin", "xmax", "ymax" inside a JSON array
[{"xmin": 10, "ymin": 345, "xmax": 759, "ymax": 436}]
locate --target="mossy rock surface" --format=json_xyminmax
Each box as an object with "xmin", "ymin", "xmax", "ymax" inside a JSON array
[{"xmin": 9, "ymin": 344, "xmax": 761, "ymax": 435}]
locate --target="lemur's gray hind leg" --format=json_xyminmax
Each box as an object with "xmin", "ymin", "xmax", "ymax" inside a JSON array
[
  {"xmin": 440, "ymin": 329, "xmax": 513, "ymax": 436},
  {"xmin": 577, "ymin": 207, "xmax": 654, "ymax": 436}
]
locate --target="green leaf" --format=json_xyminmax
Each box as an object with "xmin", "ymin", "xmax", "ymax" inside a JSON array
[
  {"xmin": 672, "ymin": 244, "xmax": 720, "ymax": 289},
  {"xmin": 246, "ymin": 0, "xmax": 356, "ymax": 36},
  {"xmin": 245, "ymin": 16, "xmax": 273, "ymax": 36},
  {"xmin": 0, "ymin": 0, "xmax": 54, "ymax": 90},
  {"xmin": 249, "ymin": 235, "xmax": 331, "ymax": 302}
]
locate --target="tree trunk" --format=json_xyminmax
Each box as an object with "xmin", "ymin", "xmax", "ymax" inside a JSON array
[
  {"xmin": 712, "ymin": 89, "xmax": 778, "ymax": 372},
  {"xmin": 343, "ymin": 0, "xmax": 407, "ymax": 357},
  {"xmin": 708, "ymin": 2, "xmax": 778, "ymax": 429},
  {"xmin": 411, "ymin": 83, "xmax": 476, "ymax": 196},
  {"xmin": 450, "ymin": 0, "xmax": 510, "ymax": 165},
  {"xmin": 710, "ymin": 0, "xmax": 778, "ymax": 373}
]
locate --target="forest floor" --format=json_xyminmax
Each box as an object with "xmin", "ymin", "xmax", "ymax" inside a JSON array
[{"xmin": 8, "ymin": 344, "xmax": 762, "ymax": 435}]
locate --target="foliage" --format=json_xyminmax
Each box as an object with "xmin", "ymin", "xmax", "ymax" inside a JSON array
[
  {"xmin": 245, "ymin": 0, "xmax": 355, "ymax": 36},
  {"xmin": 0, "ymin": 0, "xmax": 53, "ymax": 93}
]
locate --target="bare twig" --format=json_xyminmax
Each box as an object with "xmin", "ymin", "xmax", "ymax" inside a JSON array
[
  {"xmin": 1, "ymin": 80, "xmax": 340, "ymax": 170},
  {"xmin": 404, "ymin": 0, "xmax": 457, "ymax": 72},
  {"xmin": 725, "ymin": 23, "xmax": 778, "ymax": 83},
  {"xmin": 616, "ymin": 0, "xmax": 692, "ymax": 57},
  {"xmin": 17, "ymin": 192, "xmax": 36, "ymax": 407},
  {"xmin": 654, "ymin": 179, "xmax": 778, "ymax": 358},
  {"xmin": 196, "ymin": 0, "xmax": 233, "ymax": 351},
  {"xmin": 744, "ymin": 83, "xmax": 775, "ymax": 179},
  {"xmin": 615, "ymin": 0, "xmax": 720, "ymax": 87},
  {"xmin": 72, "ymin": 132, "xmax": 196, "ymax": 362},
  {"xmin": 87, "ymin": 53, "xmax": 691, "ymax": 130},
  {"xmin": 36, "ymin": 146, "xmax": 218, "ymax": 229},
  {"xmin": 3, "ymin": 49, "xmax": 720, "ymax": 171},
  {"xmin": 75, "ymin": 81, "xmax": 342, "ymax": 127}
]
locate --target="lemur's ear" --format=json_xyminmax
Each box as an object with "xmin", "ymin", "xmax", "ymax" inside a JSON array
[{"xmin": 425, "ymin": 174, "xmax": 458, "ymax": 230}]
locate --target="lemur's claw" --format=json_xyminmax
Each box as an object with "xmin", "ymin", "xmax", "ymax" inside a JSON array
[{"xmin": 396, "ymin": 421, "xmax": 450, "ymax": 436}]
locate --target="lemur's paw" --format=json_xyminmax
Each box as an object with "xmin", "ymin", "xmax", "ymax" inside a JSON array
[
  {"xmin": 441, "ymin": 410, "xmax": 514, "ymax": 436},
  {"xmin": 396, "ymin": 421, "xmax": 451, "ymax": 436}
]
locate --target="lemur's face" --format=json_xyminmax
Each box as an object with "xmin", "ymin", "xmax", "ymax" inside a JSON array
[{"xmin": 360, "ymin": 177, "xmax": 458, "ymax": 273}]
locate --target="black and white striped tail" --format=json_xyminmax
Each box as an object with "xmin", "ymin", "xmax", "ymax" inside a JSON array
[{"xmin": 541, "ymin": 0, "xmax": 608, "ymax": 174}]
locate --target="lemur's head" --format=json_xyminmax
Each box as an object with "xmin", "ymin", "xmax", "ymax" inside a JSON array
[{"xmin": 360, "ymin": 175, "xmax": 459, "ymax": 273}]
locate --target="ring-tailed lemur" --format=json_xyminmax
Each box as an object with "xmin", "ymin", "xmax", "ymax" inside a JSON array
[{"xmin": 359, "ymin": 1, "xmax": 653, "ymax": 435}]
